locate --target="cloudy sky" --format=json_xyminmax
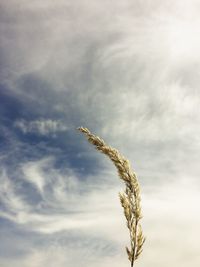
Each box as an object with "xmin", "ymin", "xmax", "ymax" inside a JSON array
[{"xmin": 1, "ymin": 1, "xmax": 200, "ymax": 266}]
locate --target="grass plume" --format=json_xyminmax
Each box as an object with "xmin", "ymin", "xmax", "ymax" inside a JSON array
[{"xmin": 78, "ymin": 127, "xmax": 145, "ymax": 266}]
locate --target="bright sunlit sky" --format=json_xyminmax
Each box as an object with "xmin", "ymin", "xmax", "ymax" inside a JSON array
[{"xmin": 1, "ymin": 1, "xmax": 200, "ymax": 266}]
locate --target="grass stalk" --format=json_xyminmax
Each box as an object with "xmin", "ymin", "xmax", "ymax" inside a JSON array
[{"xmin": 78, "ymin": 127, "xmax": 145, "ymax": 266}]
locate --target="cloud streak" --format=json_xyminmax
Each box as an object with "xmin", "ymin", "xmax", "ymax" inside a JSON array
[{"xmin": 14, "ymin": 119, "xmax": 68, "ymax": 136}]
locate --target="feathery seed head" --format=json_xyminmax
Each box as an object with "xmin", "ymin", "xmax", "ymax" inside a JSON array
[{"xmin": 78, "ymin": 127, "xmax": 145, "ymax": 266}]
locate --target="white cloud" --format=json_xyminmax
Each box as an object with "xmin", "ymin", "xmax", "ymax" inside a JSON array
[
  {"xmin": 21, "ymin": 157, "xmax": 53, "ymax": 193},
  {"xmin": 0, "ymin": 158, "xmax": 123, "ymax": 236},
  {"xmin": 14, "ymin": 119, "xmax": 68, "ymax": 136},
  {"xmin": 0, "ymin": 169, "xmax": 31, "ymax": 216}
]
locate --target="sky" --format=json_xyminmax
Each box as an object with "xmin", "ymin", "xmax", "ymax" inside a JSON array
[{"xmin": 0, "ymin": 0, "xmax": 200, "ymax": 266}]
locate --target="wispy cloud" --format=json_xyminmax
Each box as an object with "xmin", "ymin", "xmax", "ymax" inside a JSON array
[
  {"xmin": 0, "ymin": 157, "xmax": 119, "ymax": 233},
  {"xmin": 14, "ymin": 119, "xmax": 68, "ymax": 136}
]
